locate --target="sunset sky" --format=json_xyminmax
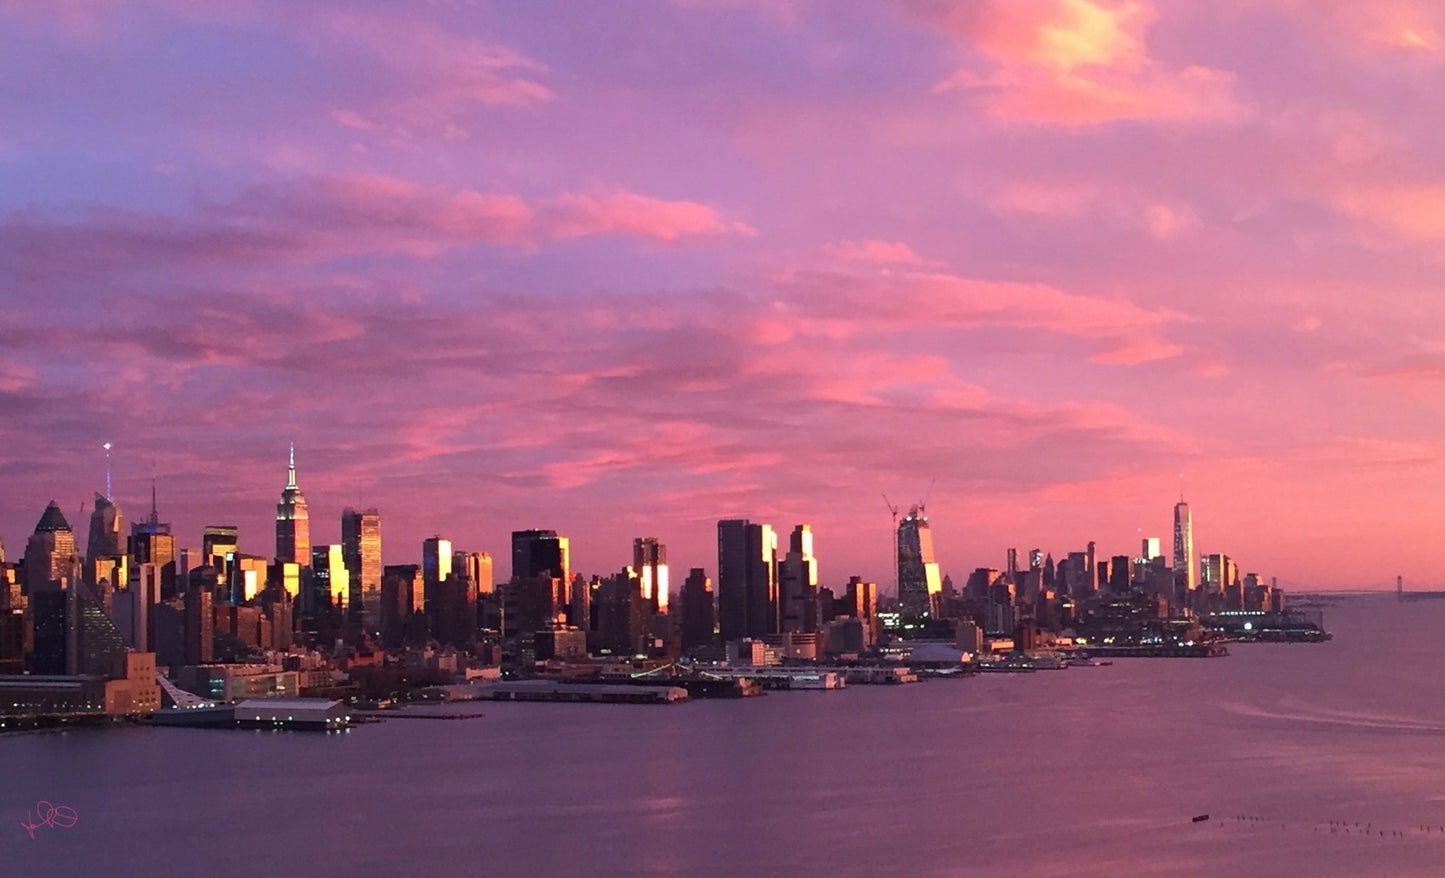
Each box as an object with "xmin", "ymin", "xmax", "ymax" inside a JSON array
[{"xmin": 2, "ymin": 0, "xmax": 1443, "ymax": 591}]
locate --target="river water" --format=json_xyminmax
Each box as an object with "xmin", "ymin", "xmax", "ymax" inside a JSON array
[{"xmin": 5, "ymin": 593, "xmax": 1445, "ymax": 877}]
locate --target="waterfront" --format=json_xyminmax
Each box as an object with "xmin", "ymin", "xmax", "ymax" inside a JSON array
[{"xmin": 7, "ymin": 592, "xmax": 1445, "ymax": 877}]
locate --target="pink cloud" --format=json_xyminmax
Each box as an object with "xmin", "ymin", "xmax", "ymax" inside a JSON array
[
  {"xmin": 542, "ymin": 192, "xmax": 757, "ymax": 242},
  {"xmin": 820, "ymin": 239, "xmax": 929, "ymax": 265},
  {"xmin": 1328, "ymin": 183, "xmax": 1445, "ymax": 243},
  {"xmin": 924, "ymin": 0, "xmax": 1244, "ymax": 125}
]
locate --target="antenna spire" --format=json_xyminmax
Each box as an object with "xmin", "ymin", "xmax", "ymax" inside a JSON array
[
  {"xmin": 102, "ymin": 442, "xmax": 113, "ymax": 501},
  {"xmin": 287, "ymin": 443, "xmax": 298, "ymax": 489},
  {"xmin": 149, "ymin": 473, "xmax": 159, "ymax": 527}
]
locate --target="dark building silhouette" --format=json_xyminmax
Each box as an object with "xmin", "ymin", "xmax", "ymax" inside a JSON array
[
  {"xmin": 129, "ymin": 482, "xmax": 177, "ymax": 599},
  {"xmin": 717, "ymin": 519, "xmax": 778, "ymax": 642},
  {"xmin": 679, "ymin": 568, "xmax": 715, "ymax": 653},
  {"xmin": 592, "ymin": 569, "xmax": 649, "ymax": 656},
  {"xmin": 503, "ymin": 575, "xmax": 559, "ymax": 639},
  {"xmin": 381, "ymin": 564, "xmax": 424, "ymax": 648}
]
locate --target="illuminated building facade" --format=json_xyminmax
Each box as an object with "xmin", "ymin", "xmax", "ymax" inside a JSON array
[
  {"xmin": 311, "ymin": 544, "xmax": 349, "ymax": 613},
  {"xmin": 203, "ymin": 525, "xmax": 238, "ymax": 574},
  {"xmin": 779, "ymin": 524, "xmax": 818, "ymax": 632},
  {"xmin": 342, "ymin": 508, "xmax": 381, "ymax": 627},
  {"xmin": 897, "ymin": 506, "xmax": 942, "ymax": 618},
  {"xmin": 1173, "ymin": 500, "xmax": 1196, "ymax": 595},
  {"xmin": 275, "ymin": 445, "xmax": 310, "ymax": 567},
  {"xmin": 632, "ymin": 537, "xmax": 668, "ymax": 612}
]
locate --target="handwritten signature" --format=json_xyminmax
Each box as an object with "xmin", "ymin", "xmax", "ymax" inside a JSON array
[{"xmin": 21, "ymin": 801, "xmax": 77, "ymax": 839}]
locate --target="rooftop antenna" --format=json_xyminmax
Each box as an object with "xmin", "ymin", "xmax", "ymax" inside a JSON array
[
  {"xmin": 103, "ymin": 442, "xmax": 113, "ymax": 500},
  {"xmin": 287, "ymin": 442, "xmax": 298, "ymax": 489},
  {"xmin": 1179, "ymin": 472, "xmax": 1185, "ymax": 503}
]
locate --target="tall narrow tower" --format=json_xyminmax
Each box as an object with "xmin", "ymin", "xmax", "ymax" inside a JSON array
[
  {"xmin": 276, "ymin": 444, "xmax": 311, "ymax": 566},
  {"xmin": 1172, "ymin": 497, "xmax": 1196, "ymax": 594}
]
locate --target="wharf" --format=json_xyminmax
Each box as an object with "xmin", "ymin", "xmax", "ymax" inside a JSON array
[
  {"xmin": 1081, "ymin": 643, "xmax": 1228, "ymax": 658},
  {"xmin": 489, "ymin": 681, "xmax": 688, "ymax": 704},
  {"xmin": 354, "ymin": 711, "xmax": 486, "ymax": 720}
]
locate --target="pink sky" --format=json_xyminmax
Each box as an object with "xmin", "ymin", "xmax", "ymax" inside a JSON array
[{"xmin": 2, "ymin": 0, "xmax": 1443, "ymax": 591}]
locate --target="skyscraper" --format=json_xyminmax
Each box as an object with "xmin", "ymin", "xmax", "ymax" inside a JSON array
[
  {"xmin": 311, "ymin": 544, "xmax": 349, "ymax": 613},
  {"xmin": 897, "ymin": 506, "xmax": 942, "ymax": 618},
  {"xmin": 423, "ymin": 536, "xmax": 453, "ymax": 637},
  {"xmin": 512, "ymin": 530, "xmax": 570, "ymax": 584},
  {"xmin": 86, "ymin": 492, "xmax": 124, "ymax": 561},
  {"xmin": 778, "ymin": 524, "xmax": 818, "ymax": 632},
  {"xmin": 1173, "ymin": 498, "xmax": 1196, "ymax": 594},
  {"xmin": 128, "ymin": 480, "xmax": 176, "ymax": 598},
  {"xmin": 342, "ymin": 508, "xmax": 382, "ymax": 627},
  {"xmin": 26, "ymin": 500, "xmax": 78, "ymax": 592},
  {"xmin": 717, "ymin": 519, "xmax": 778, "ymax": 642},
  {"xmin": 203, "ymin": 525, "xmax": 239, "ymax": 572},
  {"xmin": 512, "ymin": 529, "xmax": 570, "ymax": 622},
  {"xmin": 679, "ymin": 568, "xmax": 715, "ymax": 653},
  {"xmin": 632, "ymin": 537, "xmax": 669, "ymax": 612},
  {"xmin": 275, "ymin": 444, "xmax": 310, "ymax": 566}
]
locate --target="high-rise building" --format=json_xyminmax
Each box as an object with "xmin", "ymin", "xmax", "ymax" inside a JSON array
[
  {"xmin": 275, "ymin": 445, "xmax": 310, "ymax": 566},
  {"xmin": 311, "ymin": 545, "xmax": 349, "ymax": 613},
  {"xmin": 512, "ymin": 530, "xmax": 569, "ymax": 585},
  {"xmin": 679, "ymin": 568, "xmax": 715, "ymax": 653},
  {"xmin": 1141, "ymin": 536, "xmax": 1162, "ymax": 560},
  {"xmin": 512, "ymin": 530, "xmax": 570, "ymax": 622},
  {"xmin": 25, "ymin": 501, "xmax": 78, "ymax": 593},
  {"xmin": 717, "ymin": 519, "xmax": 778, "ymax": 642},
  {"xmin": 897, "ymin": 506, "xmax": 942, "ymax": 618},
  {"xmin": 1173, "ymin": 499, "xmax": 1196, "ymax": 594},
  {"xmin": 203, "ymin": 525, "xmax": 239, "ymax": 574},
  {"xmin": 778, "ymin": 524, "xmax": 818, "ymax": 633},
  {"xmin": 86, "ymin": 492, "xmax": 124, "ymax": 562},
  {"xmin": 341, "ymin": 508, "xmax": 381, "ymax": 628},
  {"xmin": 128, "ymin": 481, "xmax": 177, "ymax": 599},
  {"xmin": 422, "ymin": 536, "xmax": 453, "ymax": 638},
  {"xmin": 632, "ymin": 537, "xmax": 669, "ymax": 612},
  {"xmin": 381, "ymin": 564, "xmax": 425, "ymax": 648}
]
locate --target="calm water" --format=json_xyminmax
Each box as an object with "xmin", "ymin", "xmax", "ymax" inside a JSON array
[{"xmin": 7, "ymin": 593, "xmax": 1445, "ymax": 877}]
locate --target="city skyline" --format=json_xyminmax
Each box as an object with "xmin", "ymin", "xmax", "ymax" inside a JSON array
[
  {"xmin": 3, "ymin": 471, "xmax": 1269, "ymax": 601},
  {"xmin": 3, "ymin": 1, "xmax": 1444, "ymax": 590}
]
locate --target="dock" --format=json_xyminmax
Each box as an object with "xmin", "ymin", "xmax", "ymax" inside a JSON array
[{"xmin": 488, "ymin": 681, "xmax": 689, "ymax": 704}]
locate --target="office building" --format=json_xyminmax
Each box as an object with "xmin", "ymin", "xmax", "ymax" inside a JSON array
[
  {"xmin": 275, "ymin": 445, "xmax": 310, "ymax": 566},
  {"xmin": 1173, "ymin": 498, "xmax": 1196, "ymax": 594},
  {"xmin": 897, "ymin": 506, "xmax": 942, "ymax": 618},
  {"xmin": 679, "ymin": 568, "xmax": 715, "ymax": 653},
  {"xmin": 632, "ymin": 537, "xmax": 669, "ymax": 613},
  {"xmin": 86, "ymin": 492, "xmax": 124, "ymax": 563},
  {"xmin": 341, "ymin": 508, "xmax": 382, "ymax": 627},
  {"xmin": 311, "ymin": 544, "xmax": 349, "ymax": 613},
  {"xmin": 203, "ymin": 525, "xmax": 239, "ymax": 574},
  {"xmin": 717, "ymin": 519, "xmax": 778, "ymax": 642},
  {"xmin": 778, "ymin": 524, "xmax": 819, "ymax": 633}
]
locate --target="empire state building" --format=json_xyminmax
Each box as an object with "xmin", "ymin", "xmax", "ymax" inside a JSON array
[{"xmin": 276, "ymin": 445, "xmax": 311, "ymax": 566}]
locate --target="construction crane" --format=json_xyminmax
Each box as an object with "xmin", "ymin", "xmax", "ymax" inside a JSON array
[
  {"xmin": 882, "ymin": 493, "xmax": 900, "ymax": 598},
  {"xmin": 918, "ymin": 477, "xmax": 936, "ymax": 516}
]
